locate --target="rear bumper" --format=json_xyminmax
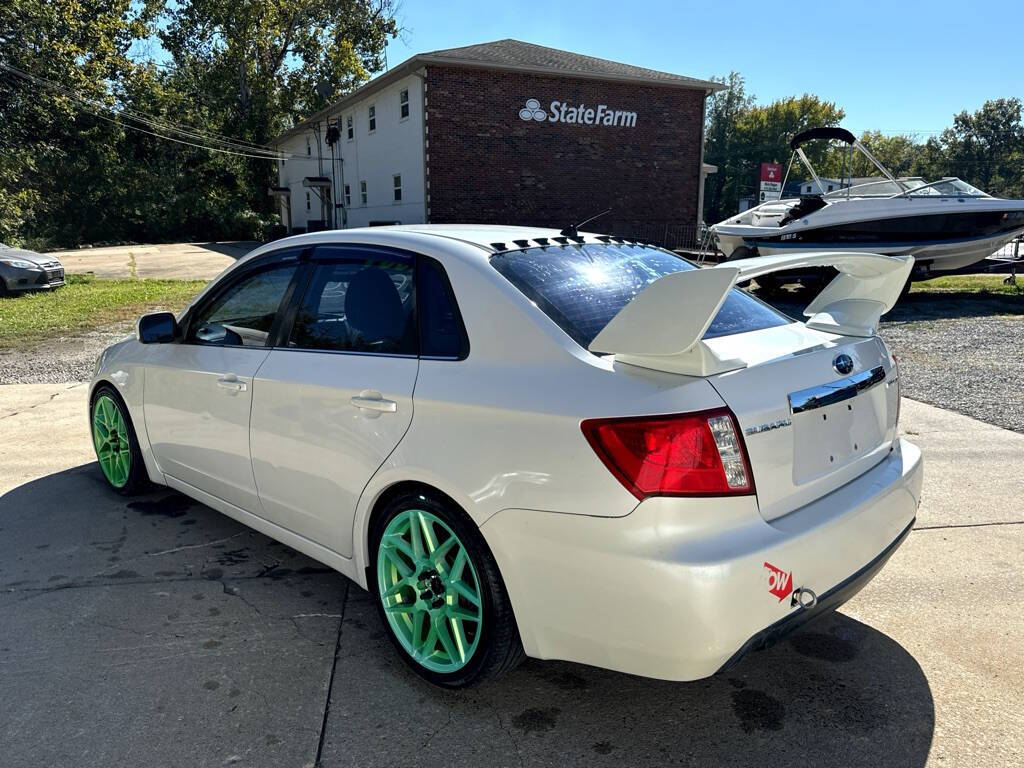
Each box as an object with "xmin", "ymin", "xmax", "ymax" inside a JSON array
[
  {"xmin": 481, "ymin": 438, "xmax": 923, "ymax": 681},
  {"xmin": 715, "ymin": 516, "xmax": 913, "ymax": 674}
]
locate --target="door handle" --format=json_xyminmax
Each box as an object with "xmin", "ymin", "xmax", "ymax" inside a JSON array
[
  {"xmin": 350, "ymin": 395, "xmax": 397, "ymax": 413},
  {"xmin": 216, "ymin": 375, "xmax": 247, "ymax": 393}
]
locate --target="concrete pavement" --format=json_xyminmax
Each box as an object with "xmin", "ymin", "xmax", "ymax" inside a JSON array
[
  {"xmin": 0, "ymin": 384, "xmax": 1021, "ymax": 767},
  {"xmin": 46, "ymin": 242, "xmax": 259, "ymax": 280}
]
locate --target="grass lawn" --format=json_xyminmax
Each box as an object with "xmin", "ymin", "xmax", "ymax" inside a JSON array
[
  {"xmin": 910, "ymin": 274, "xmax": 1024, "ymax": 295},
  {"xmin": 0, "ymin": 274, "xmax": 205, "ymax": 349}
]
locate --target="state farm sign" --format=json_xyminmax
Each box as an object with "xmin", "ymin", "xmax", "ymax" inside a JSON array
[{"xmin": 518, "ymin": 98, "xmax": 637, "ymax": 127}]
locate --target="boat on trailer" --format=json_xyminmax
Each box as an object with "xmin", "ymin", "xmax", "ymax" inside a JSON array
[{"xmin": 710, "ymin": 127, "xmax": 1024, "ymax": 284}]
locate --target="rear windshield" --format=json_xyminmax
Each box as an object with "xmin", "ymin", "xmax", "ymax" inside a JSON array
[{"xmin": 490, "ymin": 243, "xmax": 789, "ymax": 349}]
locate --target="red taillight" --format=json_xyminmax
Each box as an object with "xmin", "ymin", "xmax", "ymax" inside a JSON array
[{"xmin": 581, "ymin": 408, "xmax": 754, "ymax": 500}]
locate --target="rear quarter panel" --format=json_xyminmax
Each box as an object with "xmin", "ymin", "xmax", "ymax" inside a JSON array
[{"xmin": 351, "ymin": 246, "xmax": 728, "ymax": 580}]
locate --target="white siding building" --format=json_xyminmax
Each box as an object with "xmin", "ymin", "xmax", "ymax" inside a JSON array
[
  {"xmin": 274, "ymin": 74, "xmax": 426, "ymax": 232},
  {"xmin": 270, "ymin": 40, "xmax": 719, "ymax": 242}
]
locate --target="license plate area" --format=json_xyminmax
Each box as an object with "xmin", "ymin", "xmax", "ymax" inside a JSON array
[{"xmin": 790, "ymin": 367, "xmax": 887, "ymax": 484}]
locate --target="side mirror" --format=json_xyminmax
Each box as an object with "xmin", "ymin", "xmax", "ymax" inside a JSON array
[{"xmin": 136, "ymin": 312, "xmax": 181, "ymax": 344}]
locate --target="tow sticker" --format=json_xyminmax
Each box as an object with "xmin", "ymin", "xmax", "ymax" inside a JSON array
[{"xmin": 764, "ymin": 562, "xmax": 793, "ymax": 602}]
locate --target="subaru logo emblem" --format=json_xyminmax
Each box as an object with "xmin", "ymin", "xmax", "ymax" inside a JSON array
[{"xmin": 833, "ymin": 354, "xmax": 854, "ymax": 375}]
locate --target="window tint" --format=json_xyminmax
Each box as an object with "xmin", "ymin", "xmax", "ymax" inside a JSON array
[
  {"xmin": 419, "ymin": 258, "xmax": 467, "ymax": 358},
  {"xmin": 190, "ymin": 264, "xmax": 296, "ymax": 347},
  {"xmin": 290, "ymin": 253, "xmax": 415, "ymax": 354},
  {"xmin": 490, "ymin": 243, "xmax": 788, "ymax": 349}
]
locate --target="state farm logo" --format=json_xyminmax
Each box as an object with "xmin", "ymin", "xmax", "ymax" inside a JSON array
[
  {"xmin": 764, "ymin": 562, "xmax": 793, "ymax": 602},
  {"xmin": 519, "ymin": 98, "xmax": 547, "ymax": 122},
  {"xmin": 517, "ymin": 98, "xmax": 637, "ymax": 127}
]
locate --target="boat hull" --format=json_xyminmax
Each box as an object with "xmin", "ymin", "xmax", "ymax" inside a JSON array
[{"xmin": 713, "ymin": 205, "xmax": 1024, "ymax": 274}]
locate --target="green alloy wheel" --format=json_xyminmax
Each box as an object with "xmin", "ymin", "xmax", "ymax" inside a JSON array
[
  {"xmin": 93, "ymin": 394, "xmax": 131, "ymax": 487},
  {"xmin": 372, "ymin": 492, "xmax": 524, "ymax": 687},
  {"xmin": 377, "ymin": 509, "xmax": 483, "ymax": 673},
  {"xmin": 90, "ymin": 386, "xmax": 146, "ymax": 495}
]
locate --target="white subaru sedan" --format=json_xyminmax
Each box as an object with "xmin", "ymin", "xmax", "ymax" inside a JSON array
[{"xmin": 89, "ymin": 225, "xmax": 923, "ymax": 687}]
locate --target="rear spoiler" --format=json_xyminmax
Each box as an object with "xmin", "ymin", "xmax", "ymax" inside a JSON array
[{"xmin": 588, "ymin": 252, "xmax": 914, "ymax": 377}]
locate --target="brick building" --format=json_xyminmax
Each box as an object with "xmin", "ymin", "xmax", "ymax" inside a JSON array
[{"xmin": 270, "ymin": 40, "xmax": 722, "ymax": 247}]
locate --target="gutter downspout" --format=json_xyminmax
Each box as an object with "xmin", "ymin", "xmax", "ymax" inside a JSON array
[
  {"xmin": 696, "ymin": 88, "xmax": 711, "ymax": 239},
  {"xmin": 414, "ymin": 67, "xmax": 429, "ymax": 224}
]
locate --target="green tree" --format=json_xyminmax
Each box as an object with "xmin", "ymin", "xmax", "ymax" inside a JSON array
[
  {"xmin": 703, "ymin": 72, "xmax": 754, "ymax": 225},
  {"xmin": 920, "ymin": 98, "xmax": 1024, "ymax": 198},
  {"xmin": 154, "ymin": 0, "xmax": 399, "ymax": 234},
  {"xmin": 703, "ymin": 77, "xmax": 845, "ymax": 222},
  {"xmin": 846, "ymin": 131, "xmax": 924, "ymax": 179},
  {"xmin": 0, "ymin": 0, "xmax": 154, "ymax": 244}
]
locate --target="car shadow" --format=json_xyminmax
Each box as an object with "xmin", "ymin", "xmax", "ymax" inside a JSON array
[
  {"xmin": 192, "ymin": 241, "xmax": 261, "ymax": 260},
  {"xmin": 1, "ymin": 465, "xmax": 935, "ymax": 768}
]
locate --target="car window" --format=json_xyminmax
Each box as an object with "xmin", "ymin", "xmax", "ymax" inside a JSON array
[
  {"xmin": 489, "ymin": 243, "xmax": 789, "ymax": 349},
  {"xmin": 419, "ymin": 258, "xmax": 468, "ymax": 358},
  {"xmin": 289, "ymin": 254, "xmax": 415, "ymax": 354},
  {"xmin": 189, "ymin": 265, "xmax": 296, "ymax": 347}
]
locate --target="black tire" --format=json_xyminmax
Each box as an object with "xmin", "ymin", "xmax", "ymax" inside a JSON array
[
  {"xmin": 370, "ymin": 489, "xmax": 524, "ymax": 688},
  {"xmin": 89, "ymin": 384, "xmax": 150, "ymax": 496}
]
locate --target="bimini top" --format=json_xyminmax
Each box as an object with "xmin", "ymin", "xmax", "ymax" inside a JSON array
[{"xmin": 790, "ymin": 127, "xmax": 857, "ymax": 151}]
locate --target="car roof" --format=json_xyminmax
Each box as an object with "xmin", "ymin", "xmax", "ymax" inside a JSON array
[{"xmin": 241, "ymin": 224, "xmax": 655, "ymax": 267}]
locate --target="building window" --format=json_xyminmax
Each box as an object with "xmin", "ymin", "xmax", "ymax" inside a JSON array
[
  {"xmin": 393, "ymin": 174, "xmax": 402, "ymax": 202},
  {"xmin": 306, "ymin": 192, "xmax": 311, "ymax": 210},
  {"xmin": 368, "ymin": 105, "xmax": 376, "ymax": 132},
  {"xmin": 399, "ymin": 89, "xmax": 409, "ymax": 120},
  {"xmin": 344, "ymin": 184, "xmax": 351, "ymax": 207},
  {"xmin": 306, "ymin": 137, "xmax": 311, "ymax": 156},
  {"xmin": 360, "ymin": 180, "xmax": 367, "ymax": 205},
  {"xmin": 346, "ymin": 115, "xmax": 353, "ymax": 141}
]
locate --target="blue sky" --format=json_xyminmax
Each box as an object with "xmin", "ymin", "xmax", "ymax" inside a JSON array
[{"xmin": 386, "ymin": 0, "xmax": 1021, "ymax": 138}]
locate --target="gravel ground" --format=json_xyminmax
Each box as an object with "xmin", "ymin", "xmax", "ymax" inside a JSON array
[
  {"xmin": 0, "ymin": 321, "xmax": 131, "ymax": 385},
  {"xmin": 2, "ymin": 291, "xmax": 1022, "ymax": 431},
  {"xmin": 769, "ymin": 290, "xmax": 1024, "ymax": 433}
]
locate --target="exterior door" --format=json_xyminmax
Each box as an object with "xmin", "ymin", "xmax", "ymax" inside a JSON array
[
  {"xmin": 144, "ymin": 259, "xmax": 300, "ymax": 512},
  {"xmin": 249, "ymin": 247, "xmax": 418, "ymax": 557}
]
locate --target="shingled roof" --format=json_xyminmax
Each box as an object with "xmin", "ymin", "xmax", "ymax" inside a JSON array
[
  {"xmin": 418, "ymin": 39, "xmax": 721, "ymax": 90},
  {"xmin": 273, "ymin": 39, "xmax": 721, "ymax": 143}
]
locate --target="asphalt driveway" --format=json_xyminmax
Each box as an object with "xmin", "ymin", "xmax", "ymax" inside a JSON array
[{"xmin": 0, "ymin": 384, "xmax": 1021, "ymax": 767}]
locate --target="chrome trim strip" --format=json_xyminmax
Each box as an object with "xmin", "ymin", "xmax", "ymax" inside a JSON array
[{"xmin": 788, "ymin": 365, "xmax": 886, "ymax": 414}]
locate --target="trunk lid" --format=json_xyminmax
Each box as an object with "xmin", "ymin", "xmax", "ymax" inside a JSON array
[{"xmin": 705, "ymin": 322, "xmax": 899, "ymax": 521}]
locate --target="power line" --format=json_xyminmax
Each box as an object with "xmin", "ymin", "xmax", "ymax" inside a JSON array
[
  {"xmin": 0, "ymin": 63, "xmax": 293, "ymax": 159},
  {"xmin": 0, "ymin": 62, "xmax": 287, "ymax": 156}
]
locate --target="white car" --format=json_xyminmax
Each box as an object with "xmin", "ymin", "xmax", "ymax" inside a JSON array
[{"xmin": 89, "ymin": 225, "xmax": 923, "ymax": 688}]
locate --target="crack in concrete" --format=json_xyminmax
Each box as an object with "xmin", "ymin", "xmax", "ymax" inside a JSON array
[
  {"xmin": 313, "ymin": 580, "xmax": 350, "ymax": 768},
  {"xmin": 487, "ymin": 699, "xmax": 525, "ymax": 768},
  {"xmin": 915, "ymin": 520, "xmax": 1024, "ymax": 531},
  {"xmin": 419, "ymin": 699, "xmax": 455, "ymax": 752},
  {"xmin": 0, "ymin": 383, "xmax": 81, "ymax": 420},
  {"xmin": 84, "ymin": 532, "xmax": 249, "ymax": 580}
]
